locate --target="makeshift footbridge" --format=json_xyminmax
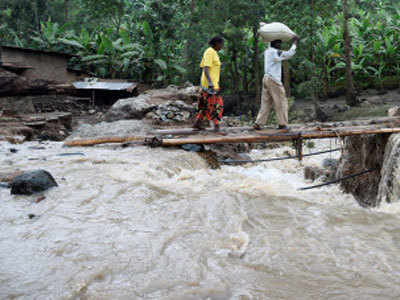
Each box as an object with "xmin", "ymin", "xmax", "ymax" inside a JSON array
[{"xmin": 64, "ymin": 117, "xmax": 400, "ymax": 161}]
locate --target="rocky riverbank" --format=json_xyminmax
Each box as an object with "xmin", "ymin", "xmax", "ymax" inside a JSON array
[{"xmin": 335, "ymin": 132, "xmax": 400, "ymax": 207}]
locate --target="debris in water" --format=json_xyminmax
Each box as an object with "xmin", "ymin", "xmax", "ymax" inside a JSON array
[
  {"xmin": 57, "ymin": 153, "xmax": 85, "ymax": 157},
  {"xmin": 36, "ymin": 196, "xmax": 46, "ymax": 203}
]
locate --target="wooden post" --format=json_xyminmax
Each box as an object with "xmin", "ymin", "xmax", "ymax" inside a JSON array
[{"xmin": 296, "ymin": 137, "xmax": 303, "ymax": 161}]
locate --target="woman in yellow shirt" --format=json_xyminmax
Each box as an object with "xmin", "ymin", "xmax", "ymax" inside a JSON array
[{"xmin": 193, "ymin": 36, "xmax": 224, "ymax": 132}]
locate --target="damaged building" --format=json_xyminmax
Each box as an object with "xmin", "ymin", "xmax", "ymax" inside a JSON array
[{"xmin": 0, "ymin": 45, "xmax": 86, "ymax": 83}]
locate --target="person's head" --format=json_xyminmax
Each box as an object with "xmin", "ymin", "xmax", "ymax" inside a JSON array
[
  {"xmin": 271, "ymin": 40, "xmax": 282, "ymax": 50},
  {"xmin": 209, "ymin": 36, "xmax": 224, "ymax": 51}
]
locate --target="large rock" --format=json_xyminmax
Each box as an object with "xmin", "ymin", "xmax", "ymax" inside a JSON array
[
  {"xmin": 304, "ymin": 166, "xmax": 325, "ymax": 181},
  {"xmin": 336, "ymin": 134, "xmax": 390, "ymax": 207},
  {"xmin": 304, "ymin": 159, "xmax": 338, "ymax": 182},
  {"xmin": 105, "ymin": 95, "xmax": 155, "ymax": 122},
  {"xmin": 11, "ymin": 170, "xmax": 58, "ymax": 195},
  {"xmin": 377, "ymin": 134, "xmax": 400, "ymax": 204},
  {"xmin": 105, "ymin": 85, "xmax": 201, "ymax": 122}
]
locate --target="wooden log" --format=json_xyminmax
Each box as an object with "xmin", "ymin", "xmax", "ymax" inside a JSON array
[
  {"xmin": 64, "ymin": 136, "xmax": 147, "ymax": 147},
  {"xmin": 149, "ymin": 116, "xmax": 400, "ymax": 137},
  {"xmin": 160, "ymin": 127, "xmax": 400, "ymax": 146},
  {"xmin": 63, "ymin": 127, "xmax": 400, "ymax": 148},
  {"xmin": 149, "ymin": 118, "xmax": 400, "ymax": 137}
]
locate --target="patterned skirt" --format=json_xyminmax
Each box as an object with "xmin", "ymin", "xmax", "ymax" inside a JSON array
[{"xmin": 195, "ymin": 91, "xmax": 224, "ymax": 125}]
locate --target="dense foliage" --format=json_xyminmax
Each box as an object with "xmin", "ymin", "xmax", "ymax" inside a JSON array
[{"xmin": 0, "ymin": 0, "xmax": 399, "ymax": 101}]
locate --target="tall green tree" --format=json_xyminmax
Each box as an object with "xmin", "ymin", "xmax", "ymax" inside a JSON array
[
  {"xmin": 0, "ymin": 0, "xmax": 398, "ymax": 102},
  {"xmin": 343, "ymin": 0, "xmax": 358, "ymax": 106}
]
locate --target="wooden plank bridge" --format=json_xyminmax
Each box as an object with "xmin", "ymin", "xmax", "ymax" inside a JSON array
[{"xmin": 64, "ymin": 117, "xmax": 400, "ymax": 161}]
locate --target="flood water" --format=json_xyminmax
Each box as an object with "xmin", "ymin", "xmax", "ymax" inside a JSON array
[{"xmin": 1, "ymin": 140, "xmax": 400, "ymax": 299}]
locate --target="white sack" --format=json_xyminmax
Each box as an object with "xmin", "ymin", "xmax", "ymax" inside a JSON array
[{"xmin": 258, "ymin": 22, "xmax": 296, "ymax": 42}]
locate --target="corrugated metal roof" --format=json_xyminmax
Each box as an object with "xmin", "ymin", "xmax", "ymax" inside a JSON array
[{"xmin": 73, "ymin": 81, "xmax": 137, "ymax": 91}]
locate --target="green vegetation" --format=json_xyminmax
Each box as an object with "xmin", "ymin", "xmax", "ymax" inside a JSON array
[
  {"xmin": 306, "ymin": 141, "xmax": 316, "ymax": 149},
  {"xmin": 0, "ymin": 0, "xmax": 399, "ymax": 102}
]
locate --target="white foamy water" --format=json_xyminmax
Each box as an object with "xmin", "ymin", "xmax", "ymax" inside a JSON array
[{"xmin": 1, "ymin": 140, "xmax": 400, "ymax": 299}]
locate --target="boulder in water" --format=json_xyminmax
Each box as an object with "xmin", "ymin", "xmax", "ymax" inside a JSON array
[
  {"xmin": 305, "ymin": 160, "xmax": 338, "ymax": 182},
  {"xmin": 181, "ymin": 144, "xmax": 204, "ymax": 152},
  {"xmin": 304, "ymin": 166, "xmax": 325, "ymax": 181},
  {"xmin": 11, "ymin": 170, "xmax": 58, "ymax": 195}
]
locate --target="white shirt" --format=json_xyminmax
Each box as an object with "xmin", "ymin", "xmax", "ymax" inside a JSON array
[{"xmin": 264, "ymin": 44, "xmax": 297, "ymax": 85}]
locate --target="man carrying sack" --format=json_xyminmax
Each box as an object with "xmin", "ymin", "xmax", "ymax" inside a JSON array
[{"xmin": 254, "ymin": 36, "xmax": 299, "ymax": 130}]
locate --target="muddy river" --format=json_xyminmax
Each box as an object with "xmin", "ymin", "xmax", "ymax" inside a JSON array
[{"xmin": 1, "ymin": 140, "xmax": 400, "ymax": 299}]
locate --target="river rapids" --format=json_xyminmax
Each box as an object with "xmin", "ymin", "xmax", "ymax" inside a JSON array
[{"xmin": 1, "ymin": 140, "xmax": 400, "ymax": 299}]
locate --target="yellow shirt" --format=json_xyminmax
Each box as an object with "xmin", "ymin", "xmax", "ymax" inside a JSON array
[{"xmin": 200, "ymin": 47, "xmax": 221, "ymax": 89}]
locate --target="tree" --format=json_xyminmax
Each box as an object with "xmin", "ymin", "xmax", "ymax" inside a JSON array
[
  {"xmin": 343, "ymin": 0, "xmax": 359, "ymax": 106},
  {"xmin": 82, "ymin": 0, "xmax": 126, "ymax": 32},
  {"xmin": 0, "ymin": 0, "xmax": 398, "ymax": 101},
  {"xmin": 64, "ymin": 0, "xmax": 70, "ymax": 22}
]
